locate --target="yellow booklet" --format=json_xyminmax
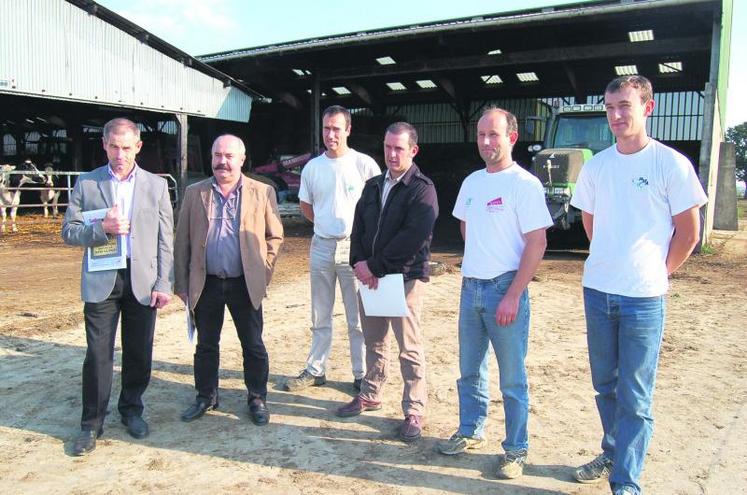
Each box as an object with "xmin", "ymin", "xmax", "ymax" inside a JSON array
[{"xmin": 82, "ymin": 208, "xmax": 127, "ymax": 272}]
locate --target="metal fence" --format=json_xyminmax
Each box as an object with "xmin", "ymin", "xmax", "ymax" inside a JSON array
[
  {"xmin": 0, "ymin": 170, "xmax": 178, "ymax": 218},
  {"xmin": 351, "ymin": 92, "xmax": 704, "ymax": 144}
]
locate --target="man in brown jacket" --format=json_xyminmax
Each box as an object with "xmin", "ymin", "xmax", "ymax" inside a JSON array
[{"xmin": 174, "ymin": 134, "xmax": 283, "ymax": 425}]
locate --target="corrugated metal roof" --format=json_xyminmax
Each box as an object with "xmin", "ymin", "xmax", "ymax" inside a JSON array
[
  {"xmin": 0, "ymin": 0, "xmax": 256, "ymax": 122},
  {"xmin": 199, "ymin": 0, "xmax": 711, "ymax": 62}
]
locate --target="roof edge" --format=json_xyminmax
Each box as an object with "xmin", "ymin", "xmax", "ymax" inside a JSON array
[
  {"xmin": 199, "ymin": 0, "xmax": 716, "ymax": 63},
  {"xmin": 65, "ymin": 0, "xmax": 265, "ymax": 99}
]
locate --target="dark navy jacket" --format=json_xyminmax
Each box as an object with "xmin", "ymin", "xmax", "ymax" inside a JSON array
[{"xmin": 350, "ymin": 163, "xmax": 438, "ymax": 282}]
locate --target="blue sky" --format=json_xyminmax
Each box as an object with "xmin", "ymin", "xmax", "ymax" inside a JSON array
[{"xmin": 97, "ymin": 0, "xmax": 746, "ymax": 128}]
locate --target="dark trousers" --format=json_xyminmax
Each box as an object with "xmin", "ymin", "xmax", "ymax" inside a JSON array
[
  {"xmin": 193, "ymin": 275, "xmax": 268, "ymax": 404},
  {"xmin": 81, "ymin": 266, "xmax": 157, "ymax": 431}
]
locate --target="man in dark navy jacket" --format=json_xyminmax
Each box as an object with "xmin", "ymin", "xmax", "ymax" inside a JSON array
[{"xmin": 335, "ymin": 121, "xmax": 438, "ymax": 443}]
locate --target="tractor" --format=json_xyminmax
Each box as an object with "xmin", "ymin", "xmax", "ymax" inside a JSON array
[{"xmin": 529, "ymin": 104, "xmax": 614, "ymax": 230}]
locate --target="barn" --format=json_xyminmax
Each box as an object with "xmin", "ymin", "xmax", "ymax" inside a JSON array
[{"xmin": 0, "ymin": 0, "xmax": 260, "ymax": 199}]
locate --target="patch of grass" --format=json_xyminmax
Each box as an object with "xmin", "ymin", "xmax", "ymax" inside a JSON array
[
  {"xmin": 700, "ymin": 243, "xmax": 716, "ymax": 255},
  {"xmin": 738, "ymin": 198, "xmax": 747, "ymax": 220}
]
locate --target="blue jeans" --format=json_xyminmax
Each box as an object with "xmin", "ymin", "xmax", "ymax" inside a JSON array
[
  {"xmin": 584, "ymin": 287, "xmax": 666, "ymax": 495},
  {"xmin": 457, "ymin": 272, "xmax": 530, "ymax": 452}
]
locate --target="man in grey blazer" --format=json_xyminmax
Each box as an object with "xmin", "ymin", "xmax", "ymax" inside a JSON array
[{"xmin": 62, "ymin": 117, "xmax": 174, "ymax": 456}]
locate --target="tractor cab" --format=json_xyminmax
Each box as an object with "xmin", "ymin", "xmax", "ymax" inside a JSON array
[{"xmin": 529, "ymin": 104, "xmax": 613, "ymax": 230}]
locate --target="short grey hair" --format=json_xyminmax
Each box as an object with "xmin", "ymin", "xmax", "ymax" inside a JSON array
[
  {"xmin": 103, "ymin": 118, "xmax": 141, "ymax": 141},
  {"xmin": 212, "ymin": 134, "xmax": 246, "ymax": 155}
]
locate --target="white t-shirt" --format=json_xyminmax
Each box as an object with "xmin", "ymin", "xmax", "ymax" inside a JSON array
[
  {"xmin": 453, "ymin": 164, "xmax": 553, "ymax": 279},
  {"xmin": 298, "ymin": 149, "xmax": 380, "ymax": 238},
  {"xmin": 570, "ymin": 139, "xmax": 708, "ymax": 297}
]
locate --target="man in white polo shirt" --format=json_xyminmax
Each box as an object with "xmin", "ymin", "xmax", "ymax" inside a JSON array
[
  {"xmin": 284, "ymin": 105, "xmax": 380, "ymax": 392},
  {"xmin": 570, "ymin": 75, "xmax": 707, "ymax": 495},
  {"xmin": 437, "ymin": 107, "xmax": 552, "ymax": 480}
]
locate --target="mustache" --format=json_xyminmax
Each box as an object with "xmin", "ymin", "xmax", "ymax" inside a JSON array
[{"xmin": 213, "ymin": 164, "xmax": 230, "ymax": 171}]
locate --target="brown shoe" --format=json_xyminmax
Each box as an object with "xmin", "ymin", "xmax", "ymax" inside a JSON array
[
  {"xmin": 335, "ymin": 395, "xmax": 381, "ymax": 417},
  {"xmin": 399, "ymin": 414, "xmax": 424, "ymax": 442}
]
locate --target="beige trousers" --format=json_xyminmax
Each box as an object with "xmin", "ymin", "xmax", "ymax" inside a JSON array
[{"xmin": 359, "ymin": 279, "xmax": 427, "ymax": 416}]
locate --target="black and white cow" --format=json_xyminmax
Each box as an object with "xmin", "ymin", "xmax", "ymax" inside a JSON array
[
  {"xmin": 0, "ymin": 160, "xmax": 47, "ymax": 233},
  {"xmin": 41, "ymin": 165, "xmax": 61, "ymax": 218}
]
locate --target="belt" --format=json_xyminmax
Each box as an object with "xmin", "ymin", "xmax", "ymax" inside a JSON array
[
  {"xmin": 315, "ymin": 234, "xmax": 350, "ymax": 241},
  {"xmin": 207, "ymin": 274, "xmax": 244, "ymax": 280}
]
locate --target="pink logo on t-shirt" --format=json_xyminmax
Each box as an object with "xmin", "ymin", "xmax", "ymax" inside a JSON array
[{"xmin": 486, "ymin": 196, "xmax": 505, "ymax": 212}]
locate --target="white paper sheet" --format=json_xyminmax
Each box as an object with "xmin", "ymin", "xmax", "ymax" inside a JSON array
[
  {"xmin": 185, "ymin": 299, "xmax": 196, "ymax": 344},
  {"xmin": 358, "ymin": 273, "xmax": 409, "ymax": 317}
]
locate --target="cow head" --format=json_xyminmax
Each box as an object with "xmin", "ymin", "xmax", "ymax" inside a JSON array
[
  {"xmin": 10, "ymin": 160, "xmax": 46, "ymax": 188},
  {"xmin": 43, "ymin": 165, "xmax": 56, "ymax": 186}
]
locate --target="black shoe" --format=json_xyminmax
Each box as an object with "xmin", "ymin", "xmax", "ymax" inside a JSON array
[
  {"xmin": 121, "ymin": 415, "xmax": 149, "ymax": 439},
  {"xmin": 181, "ymin": 400, "xmax": 218, "ymax": 422},
  {"xmin": 72, "ymin": 428, "xmax": 102, "ymax": 456},
  {"xmin": 353, "ymin": 378, "xmax": 362, "ymax": 391},
  {"xmin": 248, "ymin": 398, "xmax": 270, "ymax": 426}
]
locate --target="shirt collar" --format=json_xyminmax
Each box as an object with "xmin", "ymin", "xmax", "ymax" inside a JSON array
[
  {"xmin": 107, "ymin": 164, "xmax": 138, "ymax": 183},
  {"xmin": 384, "ymin": 170, "xmax": 405, "ymax": 184},
  {"xmin": 211, "ymin": 177, "xmax": 243, "ymax": 197}
]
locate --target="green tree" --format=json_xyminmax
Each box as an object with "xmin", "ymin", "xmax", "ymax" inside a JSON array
[{"xmin": 725, "ymin": 122, "xmax": 747, "ymax": 181}]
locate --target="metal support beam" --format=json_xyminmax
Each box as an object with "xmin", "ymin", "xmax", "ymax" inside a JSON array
[
  {"xmin": 320, "ymin": 36, "xmax": 710, "ymax": 81},
  {"xmin": 68, "ymin": 119, "xmax": 83, "ymax": 171},
  {"xmin": 433, "ymin": 75, "xmax": 472, "ymax": 143},
  {"xmin": 434, "ymin": 76, "xmax": 458, "ymax": 102},
  {"xmin": 241, "ymin": 74, "xmax": 303, "ymax": 110},
  {"xmin": 346, "ymin": 82, "xmax": 375, "ymax": 108},
  {"xmin": 697, "ymin": 13, "xmax": 723, "ymax": 248},
  {"xmin": 562, "ymin": 64, "xmax": 584, "ymax": 102},
  {"xmin": 175, "ymin": 113, "xmax": 188, "ymax": 208},
  {"xmin": 311, "ymin": 72, "xmax": 321, "ymax": 155}
]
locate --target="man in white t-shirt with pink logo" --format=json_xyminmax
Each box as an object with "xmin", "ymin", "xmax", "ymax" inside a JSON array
[
  {"xmin": 570, "ymin": 75, "xmax": 707, "ymax": 495},
  {"xmin": 437, "ymin": 107, "xmax": 552, "ymax": 480}
]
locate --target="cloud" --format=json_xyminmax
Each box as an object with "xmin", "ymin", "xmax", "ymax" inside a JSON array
[{"xmin": 105, "ymin": 0, "xmax": 239, "ymax": 53}]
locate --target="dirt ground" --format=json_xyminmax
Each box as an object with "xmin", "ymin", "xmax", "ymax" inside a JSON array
[{"xmin": 0, "ymin": 210, "xmax": 745, "ymax": 495}]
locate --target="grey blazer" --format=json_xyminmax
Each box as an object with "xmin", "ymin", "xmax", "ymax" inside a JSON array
[{"xmin": 62, "ymin": 165, "xmax": 174, "ymax": 305}]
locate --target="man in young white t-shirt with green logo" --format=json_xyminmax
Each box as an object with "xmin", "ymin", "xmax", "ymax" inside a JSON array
[
  {"xmin": 284, "ymin": 105, "xmax": 380, "ymax": 393},
  {"xmin": 437, "ymin": 107, "xmax": 552, "ymax": 480},
  {"xmin": 570, "ymin": 75, "xmax": 707, "ymax": 495}
]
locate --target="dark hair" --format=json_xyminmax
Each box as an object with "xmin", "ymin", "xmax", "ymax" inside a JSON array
[
  {"xmin": 322, "ymin": 105, "xmax": 351, "ymax": 128},
  {"xmin": 481, "ymin": 107, "xmax": 518, "ymax": 135},
  {"xmin": 385, "ymin": 122, "xmax": 418, "ymax": 147},
  {"xmin": 605, "ymin": 75, "xmax": 653, "ymax": 103}
]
